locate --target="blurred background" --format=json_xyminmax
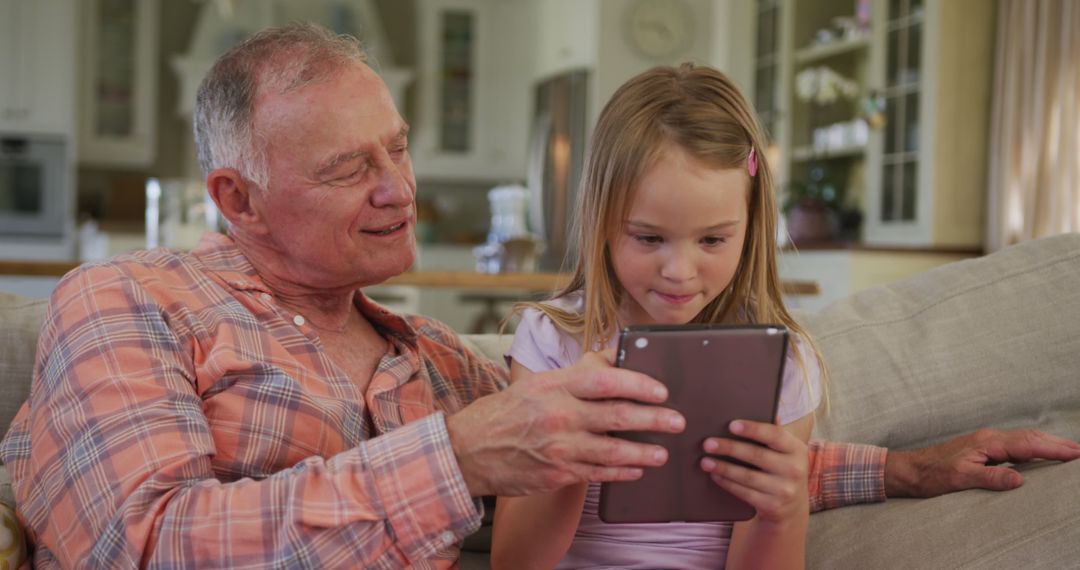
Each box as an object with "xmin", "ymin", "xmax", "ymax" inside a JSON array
[{"xmin": 1, "ymin": 0, "xmax": 1077, "ymax": 330}]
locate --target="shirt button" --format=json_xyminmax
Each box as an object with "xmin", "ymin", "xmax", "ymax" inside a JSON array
[
  {"xmin": 293, "ymin": 315, "xmax": 305, "ymax": 326},
  {"xmin": 260, "ymin": 293, "xmax": 272, "ymax": 303},
  {"xmin": 440, "ymin": 531, "xmax": 455, "ymax": 545}
]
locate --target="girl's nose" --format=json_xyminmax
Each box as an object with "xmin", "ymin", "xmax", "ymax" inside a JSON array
[{"xmin": 660, "ymin": 248, "xmax": 696, "ymax": 282}]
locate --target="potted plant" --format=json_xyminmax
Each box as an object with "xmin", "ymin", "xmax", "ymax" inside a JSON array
[{"xmin": 782, "ymin": 166, "xmax": 861, "ymax": 244}]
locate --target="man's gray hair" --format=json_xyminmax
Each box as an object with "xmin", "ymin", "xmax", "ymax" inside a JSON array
[{"xmin": 193, "ymin": 22, "xmax": 367, "ymax": 190}]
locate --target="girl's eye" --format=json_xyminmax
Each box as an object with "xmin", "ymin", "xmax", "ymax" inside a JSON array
[
  {"xmin": 702, "ymin": 236, "xmax": 728, "ymax": 246},
  {"xmin": 633, "ymin": 234, "xmax": 663, "ymax": 245}
]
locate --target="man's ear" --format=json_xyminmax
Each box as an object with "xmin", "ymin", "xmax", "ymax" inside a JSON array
[{"xmin": 206, "ymin": 168, "xmax": 269, "ymax": 235}]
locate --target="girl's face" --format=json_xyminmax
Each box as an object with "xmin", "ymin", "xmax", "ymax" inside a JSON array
[{"xmin": 611, "ymin": 141, "xmax": 749, "ymax": 326}]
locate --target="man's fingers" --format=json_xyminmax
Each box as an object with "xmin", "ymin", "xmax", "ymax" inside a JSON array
[
  {"xmin": 582, "ymin": 465, "xmax": 646, "ymax": 483},
  {"xmin": 966, "ymin": 464, "xmax": 1024, "ymax": 491},
  {"xmin": 581, "ymin": 399, "xmax": 685, "ymax": 435},
  {"xmin": 986, "ymin": 430, "xmax": 1080, "ymax": 464},
  {"xmin": 564, "ymin": 365, "xmax": 671, "ymax": 404},
  {"xmin": 575, "ymin": 433, "xmax": 669, "ymax": 468}
]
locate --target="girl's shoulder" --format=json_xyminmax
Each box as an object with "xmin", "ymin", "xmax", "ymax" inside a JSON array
[{"xmin": 511, "ymin": 292, "xmax": 586, "ymax": 372}]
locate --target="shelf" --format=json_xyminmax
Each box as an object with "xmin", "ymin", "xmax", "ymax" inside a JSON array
[
  {"xmin": 791, "ymin": 145, "xmax": 866, "ymax": 162},
  {"xmin": 794, "ymin": 36, "xmax": 870, "ymax": 65}
]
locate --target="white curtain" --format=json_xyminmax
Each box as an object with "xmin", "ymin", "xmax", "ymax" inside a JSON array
[{"xmin": 986, "ymin": 0, "xmax": 1080, "ymax": 252}]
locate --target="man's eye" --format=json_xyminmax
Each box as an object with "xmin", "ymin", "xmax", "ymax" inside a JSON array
[
  {"xmin": 390, "ymin": 145, "xmax": 408, "ymax": 160},
  {"xmin": 633, "ymin": 234, "xmax": 662, "ymax": 245},
  {"xmin": 331, "ymin": 163, "xmax": 369, "ymax": 184}
]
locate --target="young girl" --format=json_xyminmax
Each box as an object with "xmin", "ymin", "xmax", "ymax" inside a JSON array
[{"xmin": 490, "ymin": 63, "xmax": 825, "ymax": 569}]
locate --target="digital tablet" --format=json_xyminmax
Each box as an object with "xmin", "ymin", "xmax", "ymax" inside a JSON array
[{"xmin": 598, "ymin": 324, "xmax": 788, "ymax": 524}]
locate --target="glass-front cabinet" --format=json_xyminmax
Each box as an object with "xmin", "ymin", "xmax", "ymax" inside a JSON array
[
  {"xmin": 78, "ymin": 0, "xmax": 159, "ymax": 169},
  {"xmin": 863, "ymin": 0, "xmax": 994, "ymax": 247},
  {"xmin": 413, "ymin": 0, "xmax": 532, "ymax": 183},
  {"xmin": 864, "ymin": 0, "xmax": 927, "ymax": 244},
  {"xmin": 755, "ymin": 0, "xmax": 995, "ymax": 248}
]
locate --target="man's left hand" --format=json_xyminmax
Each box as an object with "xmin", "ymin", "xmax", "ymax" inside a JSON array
[{"xmin": 884, "ymin": 428, "xmax": 1080, "ymax": 498}]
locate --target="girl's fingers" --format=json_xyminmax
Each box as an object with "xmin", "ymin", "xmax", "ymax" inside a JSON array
[
  {"xmin": 711, "ymin": 471, "xmax": 777, "ymax": 512},
  {"xmin": 727, "ymin": 420, "xmax": 801, "ymax": 453},
  {"xmin": 702, "ymin": 437, "xmax": 804, "ymax": 478},
  {"xmin": 706, "ymin": 459, "xmax": 808, "ymax": 520},
  {"xmin": 701, "ymin": 455, "xmax": 789, "ymax": 496}
]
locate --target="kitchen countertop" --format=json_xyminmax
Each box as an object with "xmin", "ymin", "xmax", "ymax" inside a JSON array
[{"xmin": 0, "ymin": 261, "xmax": 820, "ymax": 296}]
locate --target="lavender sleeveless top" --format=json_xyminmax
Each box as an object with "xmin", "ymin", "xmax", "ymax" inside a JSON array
[{"xmin": 507, "ymin": 294, "xmax": 823, "ymax": 569}]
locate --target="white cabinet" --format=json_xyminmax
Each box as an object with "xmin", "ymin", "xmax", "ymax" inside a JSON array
[
  {"xmin": 0, "ymin": 0, "xmax": 77, "ymax": 136},
  {"xmin": 412, "ymin": 0, "xmax": 533, "ymax": 182},
  {"xmin": 862, "ymin": 0, "xmax": 994, "ymax": 248},
  {"xmin": 78, "ymin": 0, "xmax": 160, "ymax": 168},
  {"xmin": 778, "ymin": 247, "xmax": 975, "ymax": 312}
]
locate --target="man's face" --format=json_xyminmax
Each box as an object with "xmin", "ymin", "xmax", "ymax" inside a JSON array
[{"xmin": 249, "ymin": 63, "xmax": 417, "ymax": 289}]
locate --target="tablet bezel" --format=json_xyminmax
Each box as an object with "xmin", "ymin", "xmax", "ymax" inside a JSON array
[{"xmin": 598, "ymin": 324, "xmax": 788, "ymax": 524}]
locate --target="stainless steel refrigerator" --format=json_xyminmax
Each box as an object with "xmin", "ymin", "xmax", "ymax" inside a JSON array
[{"xmin": 527, "ymin": 69, "xmax": 589, "ymax": 272}]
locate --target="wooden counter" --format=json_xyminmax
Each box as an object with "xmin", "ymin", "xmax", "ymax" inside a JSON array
[
  {"xmin": 0, "ymin": 260, "xmax": 820, "ymax": 296},
  {"xmin": 385, "ymin": 271, "xmax": 820, "ymax": 296}
]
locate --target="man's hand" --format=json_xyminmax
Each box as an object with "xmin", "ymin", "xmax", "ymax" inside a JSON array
[
  {"xmin": 885, "ymin": 428, "xmax": 1080, "ymax": 498},
  {"xmin": 446, "ymin": 351, "xmax": 686, "ymax": 497}
]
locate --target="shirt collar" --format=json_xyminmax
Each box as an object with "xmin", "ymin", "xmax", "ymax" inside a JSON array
[
  {"xmin": 193, "ymin": 232, "xmax": 420, "ymax": 345},
  {"xmin": 191, "ymin": 232, "xmax": 270, "ymax": 293}
]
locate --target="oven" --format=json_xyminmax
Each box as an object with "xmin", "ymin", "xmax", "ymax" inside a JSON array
[{"xmin": 0, "ymin": 135, "xmax": 68, "ymax": 238}]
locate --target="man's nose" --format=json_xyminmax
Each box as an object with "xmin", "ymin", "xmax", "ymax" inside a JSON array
[{"xmin": 371, "ymin": 155, "xmax": 413, "ymax": 208}]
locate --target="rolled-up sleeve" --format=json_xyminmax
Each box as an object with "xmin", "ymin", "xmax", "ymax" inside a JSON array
[{"xmin": 807, "ymin": 440, "xmax": 888, "ymax": 513}]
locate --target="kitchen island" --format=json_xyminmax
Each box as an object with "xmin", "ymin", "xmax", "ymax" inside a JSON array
[{"xmin": 0, "ymin": 260, "xmax": 820, "ymax": 332}]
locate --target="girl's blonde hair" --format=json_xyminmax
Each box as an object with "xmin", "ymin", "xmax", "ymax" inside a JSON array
[{"xmin": 527, "ymin": 63, "xmax": 827, "ymax": 390}]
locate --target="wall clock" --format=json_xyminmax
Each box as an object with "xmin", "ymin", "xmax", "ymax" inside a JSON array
[{"xmin": 624, "ymin": 0, "xmax": 696, "ymax": 59}]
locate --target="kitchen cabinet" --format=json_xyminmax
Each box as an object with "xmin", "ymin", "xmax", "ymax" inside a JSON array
[
  {"xmin": 753, "ymin": 0, "xmax": 994, "ymax": 248},
  {"xmin": 862, "ymin": 0, "xmax": 994, "ymax": 247},
  {"xmin": 778, "ymin": 246, "xmax": 975, "ymax": 311},
  {"xmin": 0, "ymin": 0, "xmax": 77, "ymax": 136},
  {"xmin": 412, "ymin": 0, "xmax": 533, "ymax": 182},
  {"xmin": 78, "ymin": 0, "xmax": 160, "ymax": 169}
]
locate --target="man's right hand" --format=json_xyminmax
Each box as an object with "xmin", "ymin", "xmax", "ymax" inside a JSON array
[{"xmin": 446, "ymin": 350, "xmax": 686, "ymax": 497}]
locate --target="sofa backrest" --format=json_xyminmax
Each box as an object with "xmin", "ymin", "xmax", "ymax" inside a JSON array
[
  {"xmin": 0, "ymin": 292, "xmax": 45, "ymax": 439},
  {"xmin": 805, "ymin": 233, "xmax": 1080, "ymax": 449},
  {"xmin": 4, "ymin": 233, "xmax": 1079, "ymax": 455}
]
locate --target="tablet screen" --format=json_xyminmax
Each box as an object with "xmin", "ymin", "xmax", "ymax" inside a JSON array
[{"xmin": 598, "ymin": 324, "xmax": 788, "ymax": 523}]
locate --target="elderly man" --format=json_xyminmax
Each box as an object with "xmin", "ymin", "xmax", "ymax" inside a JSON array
[{"xmin": 2, "ymin": 23, "xmax": 1078, "ymax": 569}]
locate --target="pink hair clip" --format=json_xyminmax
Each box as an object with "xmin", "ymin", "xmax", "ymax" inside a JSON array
[{"xmin": 747, "ymin": 147, "xmax": 758, "ymax": 178}]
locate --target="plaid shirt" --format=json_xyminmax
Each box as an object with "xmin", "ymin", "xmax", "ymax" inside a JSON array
[
  {"xmin": 0, "ymin": 233, "xmax": 505, "ymax": 569},
  {"xmin": 0, "ymin": 234, "xmax": 885, "ymax": 569}
]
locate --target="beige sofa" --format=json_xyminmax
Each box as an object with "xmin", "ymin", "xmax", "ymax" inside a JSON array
[{"xmin": 3, "ymin": 234, "xmax": 1080, "ymax": 568}]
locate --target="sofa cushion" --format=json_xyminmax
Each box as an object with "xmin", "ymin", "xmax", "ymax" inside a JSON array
[
  {"xmin": 0, "ymin": 463, "xmax": 25, "ymax": 568},
  {"xmin": 808, "ymin": 454, "xmax": 1080, "ymax": 568},
  {"xmin": 1, "ymin": 498, "xmax": 27, "ymax": 569},
  {"xmin": 806, "ymin": 234, "xmax": 1080, "ymax": 449},
  {"xmin": 0, "ymin": 292, "xmax": 46, "ymax": 441}
]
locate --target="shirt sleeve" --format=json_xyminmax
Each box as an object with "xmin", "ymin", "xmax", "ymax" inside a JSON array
[
  {"xmin": 807, "ymin": 440, "xmax": 888, "ymax": 513},
  {"xmin": 776, "ymin": 334, "xmax": 825, "ymax": 425},
  {"xmin": 0, "ymin": 265, "xmax": 480, "ymax": 569},
  {"xmin": 412, "ymin": 316, "xmax": 509, "ymax": 402},
  {"xmin": 507, "ymin": 306, "xmax": 581, "ymax": 373}
]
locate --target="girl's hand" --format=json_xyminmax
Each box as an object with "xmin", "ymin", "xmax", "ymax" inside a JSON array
[{"xmin": 700, "ymin": 419, "xmax": 809, "ymax": 525}]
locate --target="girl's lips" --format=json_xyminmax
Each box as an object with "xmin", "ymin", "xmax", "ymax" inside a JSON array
[{"xmin": 653, "ymin": 291, "xmax": 697, "ymax": 305}]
